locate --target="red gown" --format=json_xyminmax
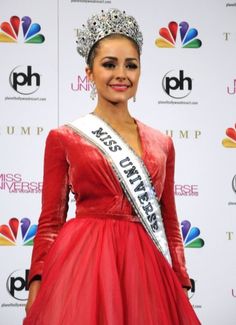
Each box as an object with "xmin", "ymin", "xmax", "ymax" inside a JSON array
[{"xmin": 24, "ymin": 118, "xmax": 200, "ymax": 325}]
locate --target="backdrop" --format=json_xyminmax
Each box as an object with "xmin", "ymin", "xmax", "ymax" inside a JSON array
[{"xmin": 0, "ymin": 0, "xmax": 235, "ymax": 324}]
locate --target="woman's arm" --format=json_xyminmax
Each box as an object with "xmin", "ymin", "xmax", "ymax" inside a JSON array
[
  {"xmin": 25, "ymin": 280, "xmax": 41, "ymax": 313},
  {"xmin": 161, "ymin": 137, "xmax": 191, "ymax": 289},
  {"xmin": 26, "ymin": 129, "xmax": 70, "ymax": 311}
]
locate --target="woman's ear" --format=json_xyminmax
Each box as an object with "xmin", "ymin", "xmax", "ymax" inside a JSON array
[{"xmin": 85, "ymin": 66, "xmax": 93, "ymax": 82}]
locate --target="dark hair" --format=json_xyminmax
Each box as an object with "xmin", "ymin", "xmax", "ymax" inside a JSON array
[{"xmin": 87, "ymin": 33, "xmax": 140, "ymax": 69}]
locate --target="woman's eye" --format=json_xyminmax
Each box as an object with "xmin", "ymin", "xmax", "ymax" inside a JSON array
[
  {"xmin": 126, "ymin": 63, "xmax": 138, "ymax": 69},
  {"xmin": 102, "ymin": 62, "xmax": 138, "ymax": 69},
  {"xmin": 102, "ymin": 62, "xmax": 115, "ymax": 69}
]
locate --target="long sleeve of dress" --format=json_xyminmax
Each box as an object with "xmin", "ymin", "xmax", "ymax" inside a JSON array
[
  {"xmin": 28, "ymin": 129, "xmax": 70, "ymax": 284},
  {"xmin": 161, "ymin": 137, "xmax": 191, "ymax": 289}
]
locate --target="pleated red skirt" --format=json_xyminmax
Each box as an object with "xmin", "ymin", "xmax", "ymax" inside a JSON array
[{"xmin": 24, "ymin": 217, "xmax": 201, "ymax": 325}]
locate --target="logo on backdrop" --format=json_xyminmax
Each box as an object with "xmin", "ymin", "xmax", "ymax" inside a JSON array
[
  {"xmin": 175, "ymin": 184, "xmax": 199, "ymax": 196},
  {"xmin": 162, "ymin": 70, "xmax": 192, "ymax": 99},
  {"xmin": 226, "ymin": 2, "xmax": 236, "ymax": 8},
  {"xmin": 189, "ymin": 278, "xmax": 202, "ymax": 309},
  {"xmin": 0, "ymin": 16, "xmax": 45, "ymax": 43},
  {"xmin": 5, "ymin": 65, "xmax": 46, "ymax": 101},
  {"xmin": 226, "ymin": 232, "xmax": 234, "ymax": 240},
  {"xmin": 228, "ymin": 175, "xmax": 236, "ymax": 206},
  {"xmin": 155, "ymin": 21, "xmax": 202, "ymax": 48},
  {"xmin": 0, "ymin": 125, "xmax": 44, "ymax": 136},
  {"xmin": 232, "ymin": 175, "xmax": 236, "ymax": 193},
  {"xmin": 222, "ymin": 124, "xmax": 236, "ymax": 148},
  {"xmin": 0, "ymin": 217, "xmax": 37, "ymax": 246},
  {"xmin": 9, "ymin": 66, "xmax": 40, "ymax": 95},
  {"xmin": 227, "ymin": 79, "xmax": 236, "ymax": 95},
  {"xmin": 6, "ymin": 270, "xmax": 29, "ymax": 301},
  {"xmin": 189, "ymin": 278, "xmax": 196, "ymax": 300},
  {"xmin": 181, "ymin": 220, "xmax": 205, "ymax": 248},
  {"xmin": 232, "ymin": 289, "xmax": 236, "ymax": 297},
  {"xmin": 0, "ymin": 173, "xmax": 42, "ymax": 193},
  {"xmin": 165, "ymin": 129, "xmax": 201, "ymax": 140},
  {"xmin": 223, "ymin": 32, "xmax": 230, "ymax": 41},
  {"xmin": 71, "ymin": 75, "xmax": 93, "ymax": 92}
]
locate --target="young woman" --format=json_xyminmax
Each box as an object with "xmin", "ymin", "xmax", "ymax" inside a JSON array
[{"xmin": 24, "ymin": 8, "xmax": 200, "ymax": 325}]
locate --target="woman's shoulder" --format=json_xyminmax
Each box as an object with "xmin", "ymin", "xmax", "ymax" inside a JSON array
[
  {"xmin": 47, "ymin": 124, "xmax": 75, "ymax": 136},
  {"xmin": 45, "ymin": 123, "xmax": 83, "ymax": 147}
]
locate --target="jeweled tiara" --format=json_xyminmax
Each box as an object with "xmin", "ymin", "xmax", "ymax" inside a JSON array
[{"xmin": 76, "ymin": 8, "xmax": 143, "ymax": 63}]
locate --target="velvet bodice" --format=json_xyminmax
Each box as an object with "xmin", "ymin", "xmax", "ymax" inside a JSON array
[{"xmin": 29, "ymin": 118, "xmax": 191, "ymax": 288}]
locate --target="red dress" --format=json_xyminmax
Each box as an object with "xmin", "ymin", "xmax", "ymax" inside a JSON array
[{"xmin": 24, "ymin": 119, "xmax": 200, "ymax": 325}]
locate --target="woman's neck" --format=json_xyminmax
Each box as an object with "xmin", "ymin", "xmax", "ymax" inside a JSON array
[{"xmin": 93, "ymin": 101, "xmax": 134, "ymax": 127}]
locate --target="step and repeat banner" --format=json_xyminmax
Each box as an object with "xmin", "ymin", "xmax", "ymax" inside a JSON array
[{"xmin": 0, "ymin": 0, "xmax": 235, "ymax": 324}]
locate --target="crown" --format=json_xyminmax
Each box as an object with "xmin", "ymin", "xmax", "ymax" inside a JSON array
[{"xmin": 76, "ymin": 8, "xmax": 143, "ymax": 63}]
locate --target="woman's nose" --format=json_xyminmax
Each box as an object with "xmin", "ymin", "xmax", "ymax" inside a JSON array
[{"xmin": 115, "ymin": 65, "xmax": 127, "ymax": 79}]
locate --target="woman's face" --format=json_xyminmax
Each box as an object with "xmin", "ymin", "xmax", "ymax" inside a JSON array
[{"xmin": 86, "ymin": 36, "xmax": 140, "ymax": 105}]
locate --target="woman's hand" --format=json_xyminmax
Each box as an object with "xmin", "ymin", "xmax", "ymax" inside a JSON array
[
  {"xmin": 25, "ymin": 280, "xmax": 41, "ymax": 315},
  {"xmin": 183, "ymin": 288, "xmax": 189, "ymax": 298}
]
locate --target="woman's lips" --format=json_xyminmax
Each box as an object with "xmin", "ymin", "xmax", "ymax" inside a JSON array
[{"xmin": 110, "ymin": 84, "xmax": 130, "ymax": 91}]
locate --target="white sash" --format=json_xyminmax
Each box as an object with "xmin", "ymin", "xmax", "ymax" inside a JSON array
[{"xmin": 67, "ymin": 114, "xmax": 172, "ymax": 265}]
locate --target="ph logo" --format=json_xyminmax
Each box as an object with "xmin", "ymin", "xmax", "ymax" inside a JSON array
[
  {"xmin": 9, "ymin": 65, "xmax": 40, "ymax": 95},
  {"xmin": 162, "ymin": 70, "xmax": 192, "ymax": 99},
  {"xmin": 232, "ymin": 175, "xmax": 236, "ymax": 194},
  {"xmin": 189, "ymin": 278, "xmax": 196, "ymax": 299},
  {"xmin": 6, "ymin": 269, "xmax": 29, "ymax": 301}
]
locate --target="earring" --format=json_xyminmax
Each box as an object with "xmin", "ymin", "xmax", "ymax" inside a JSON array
[
  {"xmin": 90, "ymin": 82, "xmax": 97, "ymax": 100},
  {"xmin": 133, "ymin": 95, "xmax": 136, "ymax": 102}
]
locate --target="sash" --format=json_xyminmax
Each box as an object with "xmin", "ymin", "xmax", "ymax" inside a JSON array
[{"xmin": 67, "ymin": 114, "xmax": 172, "ymax": 265}]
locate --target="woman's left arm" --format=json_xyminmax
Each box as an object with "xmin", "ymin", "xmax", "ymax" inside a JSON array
[{"xmin": 160, "ymin": 136, "xmax": 191, "ymax": 289}]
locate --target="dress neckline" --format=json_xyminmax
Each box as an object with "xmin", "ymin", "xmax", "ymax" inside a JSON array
[{"xmin": 90, "ymin": 112, "xmax": 145, "ymax": 160}]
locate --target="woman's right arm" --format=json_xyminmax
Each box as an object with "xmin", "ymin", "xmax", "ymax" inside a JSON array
[
  {"xmin": 26, "ymin": 129, "xmax": 70, "ymax": 312},
  {"xmin": 25, "ymin": 280, "xmax": 41, "ymax": 314}
]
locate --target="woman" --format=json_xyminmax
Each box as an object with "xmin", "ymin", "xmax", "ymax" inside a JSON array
[{"xmin": 24, "ymin": 8, "xmax": 200, "ymax": 325}]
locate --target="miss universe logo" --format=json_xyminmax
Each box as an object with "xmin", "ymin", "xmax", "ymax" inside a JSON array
[
  {"xmin": 175, "ymin": 184, "xmax": 199, "ymax": 196},
  {"xmin": 0, "ymin": 173, "xmax": 42, "ymax": 193},
  {"xmin": 71, "ymin": 75, "xmax": 93, "ymax": 92},
  {"xmin": 227, "ymin": 79, "xmax": 236, "ymax": 94}
]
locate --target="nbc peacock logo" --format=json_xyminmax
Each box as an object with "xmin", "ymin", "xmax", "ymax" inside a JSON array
[
  {"xmin": 0, "ymin": 217, "xmax": 37, "ymax": 246},
  {"xmin": 222, "ymin": 124, "xmax": 236, "ymax": 148},
  {"xmin": 155, "ymin": 21, "xmax": 202, "ymax": 48},
  {"xmin": 0, "ymin": 16, "xmax": 45, "ymax": 43},
  {"xmin": 181, "ymin": 220, "xmax": 205, "ymax": 248}
]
